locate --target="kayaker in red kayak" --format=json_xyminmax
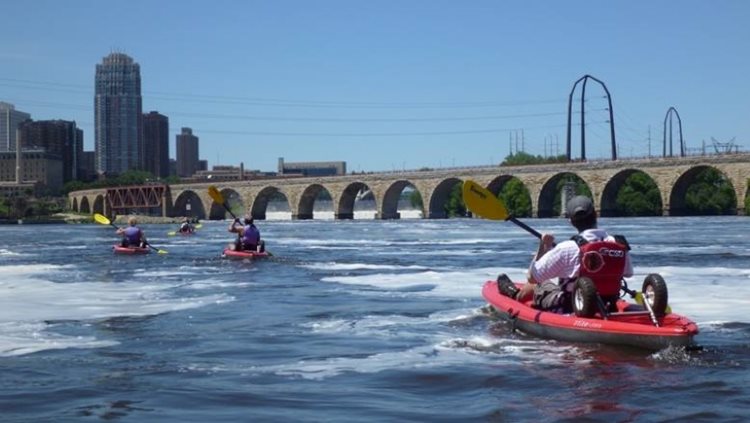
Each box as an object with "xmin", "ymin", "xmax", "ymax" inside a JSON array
[
  {"xmin": 497, "ymin": 195, "xmax": 633, "ymax": 313},
  {"xmin": 116, "ymin": 217, "xmax": 148, "ymax": 248},
  {"xmin": 228, "ymin": 215, "xmax": 265, "ymax": 252},
  {"xmin": 178, "ymin": 217, "xmax": 194, "ymax": 234}
]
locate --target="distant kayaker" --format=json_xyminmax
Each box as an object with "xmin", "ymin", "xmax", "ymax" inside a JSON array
[
  {"xmin": 178, "ymin": 217, "xmax": 194, "ymax": 234},
  {"xmin": 496, "ymin": 195, "xmax": 633, "ymax": 313},
  {"xmin": 117, "ymin": 217, "xmax": 148, "ymax": 248},
  {"xmin": 228, "ymin": 215, "xmax": 265, "ymax": 252}
]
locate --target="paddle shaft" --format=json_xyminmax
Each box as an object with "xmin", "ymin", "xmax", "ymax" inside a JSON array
[{"xmin": 507, "ymin": 216, "xmax": 543, "ymax": 240}]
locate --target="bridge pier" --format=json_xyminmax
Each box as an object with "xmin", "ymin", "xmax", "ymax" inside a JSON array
[{"xmin": 335, "ymin": 213, "xmax": 354, "ymax": 220}]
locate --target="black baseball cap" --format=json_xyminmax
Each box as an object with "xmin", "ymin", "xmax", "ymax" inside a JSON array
[{"xmin": 566, "ymin": 196, "xmax": 595, "ymax": 219}]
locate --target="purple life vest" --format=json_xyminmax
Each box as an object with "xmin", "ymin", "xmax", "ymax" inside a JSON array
[{"xmin": 123, "ymin": 226, "xmax": 142, "ymax": 244}]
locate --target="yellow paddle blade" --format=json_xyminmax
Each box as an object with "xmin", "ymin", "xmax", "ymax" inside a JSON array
[
  {"xmin": 208, "ymin": 185, "xmax": 224, "ymax": 204},
  {"xmin": 194, "ymin": 224, "xmax": 203, "ymax": 229},
  {"xmin": 93, "ymin": 213, "xmax": 111, "ymax": 225},
  {"xmin": 462, "ymin": 180, "xmax": 510, "ymax": 221},
  {"xmin": 167, "ymin": 231, "xmax": 177, "ymax": 236}
]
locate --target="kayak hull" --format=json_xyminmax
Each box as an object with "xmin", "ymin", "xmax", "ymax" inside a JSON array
[
  {"xmin": 482, "ymin": 280, "xmax": 699, "ymax": 351},
  {"xmin": 113, "ymin": 245, "xmax": 150, "ymax": 255},
  {"xmin": 222, "ymin": 248, "xmax": 270, "ymax": 259}
]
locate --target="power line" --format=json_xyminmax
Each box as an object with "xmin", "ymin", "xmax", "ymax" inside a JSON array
[
  {"xmin": 0, "ymin": 77, "xmax": 567, "ymax": 109},
  {"xmin": 5, "ymin": 98, "xmax": 572, "ymax": 123}
]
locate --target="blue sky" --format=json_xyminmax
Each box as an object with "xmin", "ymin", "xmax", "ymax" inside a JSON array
[{"xmin": 1, "ymin": 0, "xmax": 748, "ymax": 173}]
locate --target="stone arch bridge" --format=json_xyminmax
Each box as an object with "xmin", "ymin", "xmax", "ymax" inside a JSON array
[{"xmin": 69, "ymin": 154, "xmax": 749, "ymax": 220}]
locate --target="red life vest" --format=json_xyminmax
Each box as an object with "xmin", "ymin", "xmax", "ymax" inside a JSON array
[{"xmin": 572, "ymin": 235, "xmax": 629, "ymax": 298}]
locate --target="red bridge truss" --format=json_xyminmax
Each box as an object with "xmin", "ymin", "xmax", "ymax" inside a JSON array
[{"xmin": 107, "ymin": 184, "xmax": 168, "ymax": 212}]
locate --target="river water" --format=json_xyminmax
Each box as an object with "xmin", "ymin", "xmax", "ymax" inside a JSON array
[{"xmin": 1, "ymin": 213, "xmax": 749, "ymax": 422}]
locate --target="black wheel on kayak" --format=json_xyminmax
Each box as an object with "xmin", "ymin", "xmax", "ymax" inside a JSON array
[
  {"xmin": 572, "ymin": 277, "xmax": 597, "ymax": 318},
  {"xmin": 642, "ymin": 274, "xmax": 668, "ymax": 317}
]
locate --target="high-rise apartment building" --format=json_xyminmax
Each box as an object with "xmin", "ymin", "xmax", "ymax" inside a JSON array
[
  {"xmin": 0, "ymin": 102, "xmax": 31, "ymax": 152},
  {"xmin": 94, "ymin": 52, "xmax": 143, "ymax": 177},
  {"xmin": 143, "ymin": 111, "xmax": 169, "ymax": 179},
  {"xmin": 18, "ymin": 119, "xmax": 83, "ymax": 183},
  {"xmin": 176, "ymin": 127, "xmax": 199, "ymax": 177}
]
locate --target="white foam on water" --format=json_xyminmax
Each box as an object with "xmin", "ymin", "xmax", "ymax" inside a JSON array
[
  {"xmin": 0, "ymin": 248, "xmax": 22, "ymax": 256},
  {"xmin": 0, "ymin": 265, "xmax": 235, "ymax": 357},
  {"xmin": 301, "ymin": 262, "xmax": 429, "ymax": 271},
  {"xmin": 189, "ymin": 330, "xmax": 586, "ymax": 381},
  {"xmin": 0, "ymin": 322, "xmax": 118, "ymax": 357},
  {"xmin": 321, "ymin": 266, "xmax": 503, "ymax": 299}
]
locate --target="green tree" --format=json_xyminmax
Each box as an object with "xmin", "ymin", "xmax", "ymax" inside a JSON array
[
  {"xmin": 615, "ymin": 173, "xmax": 662, "ymax": 216},
  {"xmin": 498, "ymin": 178, "xmax": 532, "ymax": 217},
  {"xmin": 116, "ymin": 170, "xmax": 154, "ymax": 186},
  {"xmin": 502, "ymin": 152, "xmax": 568, "ymax": 166},
  {"xmin": 409, "ymin": 190, "xmax": 423, "ymax": 209},
  {"xmin": 164, "ymin": 175, "xmax": 182, "ymax": 184},
  {"xmin": 684, "ymin": 168, "xmax": 736, "ymax": 215},
  {"xmin": 0, "ymin": 198, "xmax": 10, "ymax": 218},
  {"xmin": 63, "ymin": 180, "xmax": 88, "ymax": 195},
  {"xmin": 443, "ymin": 182, "xmax": 466, "ymax": 217}
]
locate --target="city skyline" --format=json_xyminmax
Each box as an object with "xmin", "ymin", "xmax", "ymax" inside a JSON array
[{"xmin": 1, "ymin": 1, "xmax": 748, "ymax": 174}]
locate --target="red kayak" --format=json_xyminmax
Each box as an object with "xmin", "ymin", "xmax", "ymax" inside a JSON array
[
  {"xmin": 112, "ymin": 245, "xmax": 150, "ymax": 255},
  {"xmin": 482, "ymin": 280, "xmax": 699, "ymax": 351},
  {"xmin": 222, "ymin": 248, "xmax": 270, "ymax": 260}
]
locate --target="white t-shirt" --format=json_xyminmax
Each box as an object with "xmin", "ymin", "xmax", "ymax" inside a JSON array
[{"xmin": 529, "ymin": 228, "xmax": 633, "ymax": 284}]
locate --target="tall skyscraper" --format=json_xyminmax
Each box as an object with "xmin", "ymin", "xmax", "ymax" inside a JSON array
[
  {"xmin": 18, "ymin": 119, "xmax": 83, "ymax": 183},
  {"xmin": 176, "ymin": 127, "xmax": 199, "ymax": 177},
  {"xmin": 143, "ymin": 111, "xmax": 170, "ymax": 179},
  {"xmin": 0, "ymin": 102, "xmax": 31, "ymax": 152},
  {"xmin": 94, "ymin": 52, "xmax": 143, "ymax": 177}
]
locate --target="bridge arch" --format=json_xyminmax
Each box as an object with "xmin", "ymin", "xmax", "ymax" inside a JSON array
[
  {"xmin": 537, "ymin": 172, "xmax": 592, "ymax": 218},
  {"xmin": 93, "ymin": 195, "xmax": 105, "ymax": 215},
  {"xmin": 600, "ymin": 169, "xmax": 663, "ymax": 217},
  {"xmin": 173, "ymin": 190, "xmax": 206, "ymax": 219},
  {"xmin": 427, "ymin": 177, "xmax": 464, "ymax": 219},
  {"xmin": 79, "ymin": 197, "xmax": 90, "ymax": 214},
  {"xmin": 487, "ymin": 175, "xmax": 533, "ymax": 218},
  {"xmin": 380, "ymin": 180, "xmax": 419, "ymax": 219},
  {"xmin": 210, "ymin": 188, "xmax": 243, "ymax": 220},
  {"xmin": 251, "ymin": 186, "xmax": 290, "ymax": 220},
  {"xmin": 336, "ymin": 181, "xmax": 374, "ymax": 220},
  {"xmin": 669, "ymin": 165, "xmax": 737, "ymax": 216},
  {"xmin": 71, "ymin": 197, "xmax": 78, "ymax": 213},
  {"xmin": 295, "ymin": 184, "xmax": 332, "ymax": 220}
]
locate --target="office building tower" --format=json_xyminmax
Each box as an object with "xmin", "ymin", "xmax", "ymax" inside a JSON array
[
  {"xmin": 18, "ymin": 119, "xmax": 83, "ymax": 183},
  {"xmin": 176, "ymin": 127, "xmax": 199, "ymax": 177},
  {"xmin": 143, "ymin": 111, "xmax": 169, "ymax": 179},
  {"xmin": 94, "ymin": 52, "xmax": 143, "ymax": 176},
  {"xmin": 0, "ymin": 102, "xmax": 31, "ymax": 152},
  {"xmin": 80, "ymin": 151, "xmax": 96, "ymax": 182}
]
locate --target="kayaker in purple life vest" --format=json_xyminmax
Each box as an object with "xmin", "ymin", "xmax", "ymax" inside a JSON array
[
  {"xmin": 116, "ymin": 217, "xmax": 148, "ymax": 248},
  {"xmin": 496, "ymin": 195, "xmax": 633, "ymax": 313},
  {"xmin": 228, "ymin": 215, "xmax": 265, "ymax": 252}
]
